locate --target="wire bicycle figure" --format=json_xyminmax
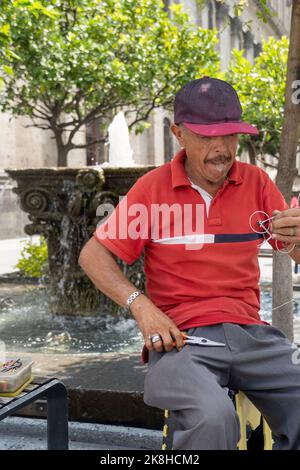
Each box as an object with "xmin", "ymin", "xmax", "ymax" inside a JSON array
[{"xmin": 249, "ymin": 210, "xmax": 295, "ymax": 254}]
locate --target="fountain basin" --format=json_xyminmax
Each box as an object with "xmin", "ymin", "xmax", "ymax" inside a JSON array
[
  {"xmin": 0, "ymin": 282, "xmax": 144, "ymax": 354},
  {"xmin": 1, "ymin": 281, "xmax": 300, "ymax": 355}
]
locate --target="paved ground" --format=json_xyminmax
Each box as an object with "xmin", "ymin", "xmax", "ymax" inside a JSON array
[
  {"xmin": 0, "ymin": 416, "xmax": 161, "ymax": 450},
  {"xmin": 4, "ymin": 350, "xmax": 147, "ymax": 392}
]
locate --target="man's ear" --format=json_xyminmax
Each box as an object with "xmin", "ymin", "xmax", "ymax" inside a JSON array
[{"xmin": 171, "ymin": 123, "xmax": 185, "ymax": 148}]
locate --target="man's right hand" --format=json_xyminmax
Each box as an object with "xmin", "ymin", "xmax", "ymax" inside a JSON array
[{"xmin": 129, "ymin": 294, "xmax": 185, "ymax": 353}]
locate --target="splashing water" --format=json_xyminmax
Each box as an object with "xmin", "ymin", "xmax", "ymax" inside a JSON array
[
  {"xmin": 108, "ymin": 112, "xmax": 135, "ymax": 166},
  {"xmin": 0, "ymin": 286, "xmax": 143, "ymax": 354},
  {"xmin": 1, "ymin": 285, "xmax": 300, "ymax": 355}
]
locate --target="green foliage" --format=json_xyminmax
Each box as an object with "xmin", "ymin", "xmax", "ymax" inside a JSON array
[
  {"xmin": 225, "ymin": 36, "xmax": 289, "ymax": 158},
  {"xmin": 0, "ymin": 1, "xmax": 57, "ymax": 58},
  {"xmin": 255, "ymin": 0, "xmax": 276, "ymax": 24},
  {"xmin": 0, "ymin": 0, "xmax": 220, "ymax": 164},
  {"xmin": 232, "ymin": 0, "xmax": 248, "ymax": 18},
  {"xmin": 16, "ymin": 236, "xmax": 48, "ymax": 278},
  {"xmin": 0, "ymin": 0, "xmax": 286, "ymax": 164},
  {"xmin": 215, "ymin": 0, "xmax": 274, "ymax": 23}
]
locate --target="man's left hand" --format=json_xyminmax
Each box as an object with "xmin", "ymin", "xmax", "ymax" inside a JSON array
[{"xmin": 271, "ymin": 208, "xmax": 300, "ymax": 245}]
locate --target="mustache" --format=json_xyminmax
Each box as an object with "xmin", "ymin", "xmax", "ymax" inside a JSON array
[{"xmin": 206, "ymin": 154, "xmax": 231, "ymax": 164}]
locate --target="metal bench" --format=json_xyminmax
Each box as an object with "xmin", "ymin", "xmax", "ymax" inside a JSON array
[{"xmin": 0, "ymin": 377, "xmax": 69, "ymax": 450}]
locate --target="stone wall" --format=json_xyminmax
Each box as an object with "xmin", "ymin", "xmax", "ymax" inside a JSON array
[{"xmin": 0, "ymin": 171, "xmax": 30, "ymax": 239}]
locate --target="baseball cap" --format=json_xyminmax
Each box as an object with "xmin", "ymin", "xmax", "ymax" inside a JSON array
[{"xmin": 174, "ymin": 77, "xmax": 258, "ymax": 137}]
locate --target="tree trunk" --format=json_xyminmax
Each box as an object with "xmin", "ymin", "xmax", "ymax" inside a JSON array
[
  {"xmin": 272, "ymin": 253, "xmax": 294, "ymax": 340},
  {"xmin": 273, "ymin": 0, "xmax": 300, "ymax": 340},
  {"xmin": 54, "ymin": 129, "xmax": 70, "ymax": 167},
  {"xmin": 247, "ymin": 140, "xmax": 257, "ymax": 166},
  {"xmin": 56, "ymin": 141, "xmax": 69, "ymax": 167}
]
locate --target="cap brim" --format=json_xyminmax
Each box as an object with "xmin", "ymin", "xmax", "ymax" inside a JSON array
[{"xmin": 183, "ymin": 121, "xmax": 259, "ymax": 136}]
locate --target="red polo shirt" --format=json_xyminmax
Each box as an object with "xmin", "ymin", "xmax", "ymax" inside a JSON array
[{"xmin": 94, "ymin": 149, "xmax": 288, "ymax": 364}]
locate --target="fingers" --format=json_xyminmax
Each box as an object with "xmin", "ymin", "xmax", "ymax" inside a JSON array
[
  {"xmin": 272, "ymin": 208, "xmax": 300, "ymax": 219},
  {"xmin": 159, "ymin": 332, "xmax": 175, "ymax": 352},
  {"xmin": 170, "ymin": 327, "xmax": 185, "ymax": 351},
  {"xmin": 144, "ymin": 336, "xmax": 153, "ymax": 352},
  {"xmin": 272, "ymin": 226, "xmax": 297, "ymax": 237},
  {"xmin": 160, "ymin": 328, "xmax": 185, "ymax": 352},
  {"xmin": 152, "ymin": 336, "xmax": 164, "ymax": 353},
  {"xmin": 271, "ymin": 210, "xmax": 300, "ymax": 243},
  {"xmin": 144, "ymin": 331, "xmax": 167, "ymax": 353},
  {"xmin": 271, "ymin": 233, "xmax": 297, "ymax": 244},
  {"xmin": 138, "ymin": 307, "xmax": 185, "ymax": 354},
  {"xmin": 272, "ymin": 216, "xmax": 300, "ymax": 229},
  {"xmin": 271, "ymin": 225, "xmax": 299, "ymax": 242},
  {"xmin": 144, "ymin": 328, "xmax": 185, "ymax": 354}
]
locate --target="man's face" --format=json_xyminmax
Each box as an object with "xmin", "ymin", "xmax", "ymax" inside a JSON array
[{"xmin": 171, "ymin": 124, "xmax": 239, "ymax": 184}]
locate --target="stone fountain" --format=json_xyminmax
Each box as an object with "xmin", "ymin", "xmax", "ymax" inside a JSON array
[{"xmin": 6, "ymin": 114, "xmax": 155, "ymax": 315}]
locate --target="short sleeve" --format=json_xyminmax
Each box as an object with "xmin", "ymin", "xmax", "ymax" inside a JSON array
[
  {"xmin": 93, "ymin": 177, "xmax": 151, "ymax": 265},
  {"xmin": 262, "ymin": 174, "xmax": 289, "ymax": 250}
]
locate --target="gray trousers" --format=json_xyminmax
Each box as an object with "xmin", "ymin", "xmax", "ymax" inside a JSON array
[{"xmin": 143, "ymin": 323, "xmax": 300, "ymax": 450}]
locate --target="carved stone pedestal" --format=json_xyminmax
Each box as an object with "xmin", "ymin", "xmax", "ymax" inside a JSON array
[{"xmin": 6, "ymin": 166, "xmax": 154, "ymax": 315}]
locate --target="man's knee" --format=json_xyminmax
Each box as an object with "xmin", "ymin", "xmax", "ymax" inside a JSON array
[
  {"xmin": 192, "ymin": 398, "xmax": 239, "ymax": 432},
  {"xmin": 143, "ymin": 380, "xmax": 169, "ymax": 409}
]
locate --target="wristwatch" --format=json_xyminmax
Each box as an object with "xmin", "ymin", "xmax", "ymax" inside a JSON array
[{"xmin": 126, "ymin": 290, "xmax": 144, "ymax": 310}]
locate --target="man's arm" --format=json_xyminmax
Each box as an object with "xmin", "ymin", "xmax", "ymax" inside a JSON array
[{"xmin": 78, "ymin": 237, "xmax": 184, "ymax": 353}]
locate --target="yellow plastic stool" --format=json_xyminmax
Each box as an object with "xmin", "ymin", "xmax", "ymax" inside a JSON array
[
  {"xmin": 161, "ymin": 409, "xmax": 169, "ymax": 451},
  {"xmin": 162, "ymin": 391, "xmax": 273, "ymax": 450},
  {"xmin": 235, "ymin": 391, "xmax": 273, "ymax": 450}
]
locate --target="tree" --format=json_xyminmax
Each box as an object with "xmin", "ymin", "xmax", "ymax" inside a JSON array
[
  {"xmin": 0, "ymin": 0, "xmax": 56, "ymax": 69},
  {"xmin": 226, "ymin": 37, "xmax": 290, "ymax": 167},
  {"xmin": 273, "ymin": 0, "xmax": 300, "ymax": 341},
  {"xmin": 0, "ymin": 0, "xmax": 219, "ymax": 166},
  {"xmin": 222, "ymin": 0, "xmax": 300, "ymax": 340}
]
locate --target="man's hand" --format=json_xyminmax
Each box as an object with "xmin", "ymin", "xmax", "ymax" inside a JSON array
[
  {"xmin": 271, "ymin": 208, "xmax": 300, "ymax": 246},
  {"xmin": 130, "ymin": 294, "xmax": 185, "ymax": 354}
]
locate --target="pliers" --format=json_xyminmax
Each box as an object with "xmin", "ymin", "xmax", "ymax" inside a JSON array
[
  {"xmin": 173, "ymin": 332, "xmax": 226, "ymax": 347},
  {"xmin": 1, "ymin": 358, "xmax": 22, "ymax": 373}
]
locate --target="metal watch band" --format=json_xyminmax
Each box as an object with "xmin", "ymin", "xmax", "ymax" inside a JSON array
[{"xmin": 126, "ymin": 290, "xmax": 143, "ymax": 309}]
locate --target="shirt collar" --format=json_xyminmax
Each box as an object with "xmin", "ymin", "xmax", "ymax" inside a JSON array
[{"xmin": 170, "ymin": 148, "xmax": 243, "ymax": 189}]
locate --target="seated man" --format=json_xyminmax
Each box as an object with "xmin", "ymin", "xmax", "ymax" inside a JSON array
[{"xmin": 79, "ymin": 77, "xmax": 300, "ymax": 450}]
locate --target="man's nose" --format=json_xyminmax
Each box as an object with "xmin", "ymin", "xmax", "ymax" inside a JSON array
[{"xmin": 211, "ymin": 136, "xmax": 228, "ymax": 153}]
